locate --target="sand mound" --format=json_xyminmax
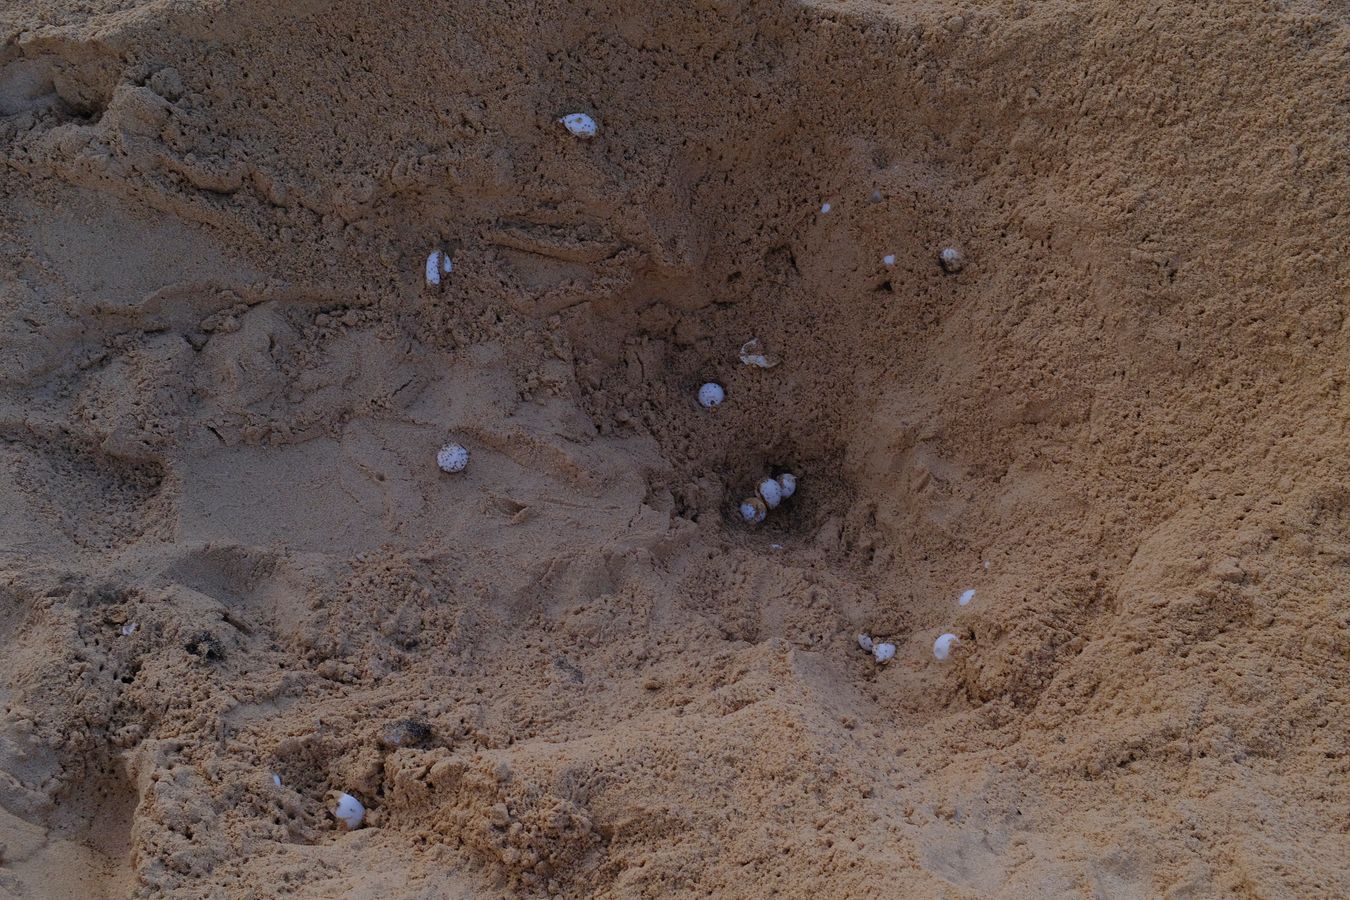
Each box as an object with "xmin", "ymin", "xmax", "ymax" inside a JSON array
[{"xmin": 1, "ymin": 0, "xmax": 1346, "ymax": 896}]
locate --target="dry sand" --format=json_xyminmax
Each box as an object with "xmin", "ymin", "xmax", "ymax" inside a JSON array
[{"xmin": 1, "ymin": 0, "xmax": 1347, "ymax": 896}]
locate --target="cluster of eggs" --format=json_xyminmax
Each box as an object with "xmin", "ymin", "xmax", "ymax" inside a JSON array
[{"xmin": 738, "ymin": 473, "xmax": 797, "ymax": 525}]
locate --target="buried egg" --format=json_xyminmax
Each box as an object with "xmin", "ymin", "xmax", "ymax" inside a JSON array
[
  {"xmin": 425, "ymin": 249, "xmax": 453, "ymax": 286},
  {"xmin": 933, "ymin": 633, "xmax": 959, "ymax": 661},
  {"xmin": 758, "ymin": 477, "xmax": 783, "ymax": 509},
  {"xmin": 698, "ymin": 382, "xmax": 725, "ymax": 408},
  {"xmin": 333, "ymin": 792, "xmax": 365, "ymax": 829},
  {"xmin": 939, "ymin": 246, "xmax": 965, "ymax": 273},
  {"xmin": 739, "ymin": 496, "xmax": 768, "ymax": 525},
  {"xmin": 559, "ymin": 112, "xmax": 597, "ymax": 138},
  {"xmin": 436, "ymin": 442, "xmax": 470, "ymax": 473}
]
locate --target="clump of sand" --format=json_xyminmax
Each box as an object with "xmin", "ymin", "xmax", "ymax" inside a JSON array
[{"xmin": 0, "ymin": 0, "xmax": 1346, "ymax": 896}]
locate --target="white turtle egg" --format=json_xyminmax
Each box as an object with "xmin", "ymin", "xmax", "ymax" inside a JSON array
[
  {"xmin": 758, "ymin": 477, "xmax": 783, "ymax": 509},
  {"xmin": 333, "ymin": 792, "xmax": 365, "ymax": 829},
  {"xmin": 425, "ymin": 249, "xmax": 452, "ymax": 286},
  {"xmin": 436, "ymin": 442, "xmax": 470, "ymax": 473},
  {"xmin": 857, "ymin": 633, "xmax": 874, "ymax": 652},
  {"xmin": 697, "ymin": 382, "xmax": 725, "ymax": 408},
  {"xmin": 776, "ymin": 472, "xmax": 797, "ymax": 499},
  {"xmin": 933, "ymin": 633, "xmax": 959, "ymax": 661},
  {"xmin": 873, "ymin": 642, "xmax": 896, "ymax": 663},
  {"xmin": 559, "ymin": 112, "xmax": 597, "ymax": 138},
  {"xmin": 739, "ymin": 496, "xmax": 767, "ymax": 525},
  {"xmin": 939, "ymin": 246, "xmax": 965, "ymax": 273}
]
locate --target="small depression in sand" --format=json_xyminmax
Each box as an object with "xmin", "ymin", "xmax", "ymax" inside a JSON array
[{"xmin": 0, "ymin": 0, "xmax": 1346, "ymax": 896}]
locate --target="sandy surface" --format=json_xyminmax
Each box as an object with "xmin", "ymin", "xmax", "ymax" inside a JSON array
[{"xmin": 0, "ymin": 0, "xmax": 1347, "ymax": 896}]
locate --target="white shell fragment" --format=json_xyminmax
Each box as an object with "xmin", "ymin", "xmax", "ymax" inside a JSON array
[
  {"xmin": 873, "ymin": 642, "xmax": 896, "ymax": 663},
  {"xmin": 119, "ymin": 622, "xmax": 138, "ymax": 636},
  {"xmin": 559, "ymin": 112, "xmax": 597, "ymax": 138},
  {"xmin": 333, "ymin": 792, "xmax": 365, "ymax": 829},
  {"xmin": 436, "ymin": 442, "xmax": 470, "ymax": 473},
  {"xmin": 857, "ymin": 633, "xmax": 874, "ymax": 652},
  {"xmin": 758, "ymin": 477, "xmax": 783, "ymax": 509},
  {"xmin": 698, "ymin": 382, "xmax": 725, "ymax": 408},
  {"xmin": 425, "ymin": 249, "xmax": 453, "ymax": 286},
  {"xmin": 820, "ymin": 202, "xmax": 832, "ymax": 214},
  {"xmin": 776, "ymin": 472, "xmax": 797, "ymax": 499},
  {"xmin": 739, "ymin": 496, "xmax": 768, "ymax": 525},
  {"xmin": 739, "ymin": 338, "xmax": 780, "ymax": 369},
  {"xmin": 933, "ymin": 633, "xmax": 959, "ymax": 661},
  {"xmin": 939, "ymin": 246, "xmax": 964, "ymax": 273},
  {"xmin": 272, "ymin": 774, "xmax": 282, "ymax": 787},
  {"xmin": 882, "ymin": 254, "xmax": 896, "ymax": 267},
  {"xmin": 958, "ymin": 589, "xmax": 975, "ymax": 606}
]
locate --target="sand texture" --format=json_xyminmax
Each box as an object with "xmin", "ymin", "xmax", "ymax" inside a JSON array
[{"xmin": 0, "ymin": 0, "xmax": 1347, "ymax": 896}]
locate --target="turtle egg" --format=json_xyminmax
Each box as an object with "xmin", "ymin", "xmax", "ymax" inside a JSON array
[
  {"xmin": 758, "ymin": 477, "xmax": 783, "ymax": 509},
  {"xmin": 425, "ymin": 249, "xmax": 453, "ymax": 286},
  {"xmin": 873, "ymin": 642, "xmax": 896, "ymax": 663},
  {"xmin": 697, "ymin": 382, "xmax": 725, "ymax": 408},
  {"xmin": 958, "ymin": 589, "xmax": 975, "ymax": 606},
  {"xmin": 436, "ymin": 442, "xmax": 470, "ymax": 473},
  {"xmin": 857, "ymin": 633, "xmax": 874, "ymax": 652},
  {"xmin": 560, "ymin": 112, "xmax": 597, "ymax": 138},
  {"xmin": 333, "ymin": 792, "xmax": 365, "ymax": 829},
  {"xmin": 939, "ymin": 246, "xmax": 964, "ymax": 273},
  {"xmin": 776, "ymin": 472, "xmax": 797, "ymax": 499},
  {"xmin": 739, "ymin": 496, "xmax": 767, "ymax": 525},
  {"xmin": 933, "ymin": 633, "xmax": 959, "ymax": 661}
]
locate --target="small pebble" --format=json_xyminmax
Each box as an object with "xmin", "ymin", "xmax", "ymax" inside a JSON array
[
  {"xmin": 436, "ymin": 442, "xmax": 470, "ymax": 473},
  {"xmin": 857, "ymin": 633, "xmax": 874, "ymax": 652},
  {"xmin": 559, "ymin": 112, "xmax": 597, "ymax": 138},
  {"xmin": 697, "ymin": 382, "xmax": 725, "ymax": 408},
  {"xmin": 958, "ymin": 589, "xmax": 975, "ymax": 606},
  {"xmin": 882, "ymin": 254, "xmax": 896, "ymax": 267},
  {"xmin": 758, "ymin": 477, "xmax": 783, "ymax": 509},
  {"xmin": 873, "ymin": 642, "xmax": 896, "ymax": 664},
  {"xmin": 739, "ymin": 496, "xmax": 767, "ymax": 525},
  {"xmin": 933, "ymin": 633, "xmax": 959, "ymax": 661},
  {"xmin": 333, "ymin": 792, "xmax": 365, "ymax": 829},
  {"xmin": 776, "ymin": 472, "xmax": 797, "ymax": 499},
  {"xmin": 939, "ymin": 246, "xmax": 964, "ymax": 273},
  {"xmin": 820, "ymin": 202, "xmax": 832, "ymax": 214},
  {"xmin": 425, "ymin": 249, "xmax": 453, "ymax": 286}
]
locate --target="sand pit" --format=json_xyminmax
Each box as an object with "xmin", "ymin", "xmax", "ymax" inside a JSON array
[{"xmin": 1, "ymin": 0, "xmax": 1346, "ymax": 896}]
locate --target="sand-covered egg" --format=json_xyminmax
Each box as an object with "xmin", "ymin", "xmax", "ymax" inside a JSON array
[
  {"xmin": 560, "ymin": 112, "xmax": 597, "ymax": 137},
  {"xmin": 940, "ymin": 246, "xmax": 964, "ymax": 273},
  {"xmin": 739, "ymin": 496, "xmax": 767, "ymax": 525},
  {"xmin": 436, "ymin": 442, "xmax": 470, "ymax": 473},
  {"xmin": 698, "ymin": 382, "xmax": 725, "ymax": 408},
  {"xmin": 758, "ymin": 477, "xmax": 783, "ymax": 509},
  {"xmin": 425, "ymin": 249, "xmax": 452, "ymax": 286},
  {"xmin": 333, "ymin": 792, "xmax": 365, "ymax": 829}
]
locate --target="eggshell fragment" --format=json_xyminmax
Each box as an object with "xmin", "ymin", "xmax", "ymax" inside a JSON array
[
  {"xmin": 958, "ymin": 589, "xmax": 975, "ymax": 606},
  {"xmin": 559, "ymin": 112, "xmax": 597, "ymax": 137},
  {"xmin": 933, "ymin": 633, "xmax": 959, "ymax": 661},
  {"xmin": 425, "ymin": 249, "xmax": 453, "ymax": 286}
]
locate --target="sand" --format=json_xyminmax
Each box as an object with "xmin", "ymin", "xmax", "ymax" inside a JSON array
[{"xmin": 0, "ymin": 0, "xmax": 1347, "ymax": 896}]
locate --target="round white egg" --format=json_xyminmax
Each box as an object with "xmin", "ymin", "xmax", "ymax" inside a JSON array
[
  {"xmin": 857, "ymin": 633, "xmax": 874, "ymax": 652},
  {"xmin": 933, "ymin": 633, "xmax": 959, "ymax": 661},
  {"xmin": 739, "ymin": 497, "xmax": 767, "ymax": 524},
  {"xmin": 436, "ymin": 443, "xmax": 470, "ymax": 473},
  {"xmin": 334, "ymin": 792, "xmax": 365, "ymax": 829},
  {"xmin": 776, "ymin": 472, "xmax": 797, "ymax": 499},
  {"xmin": 873, "ymin": 642, "xmax": 896, "ymax": 663},
  {"xmin": 758, "ymin": 477, "xmax": 783, "ymax": 509},
  {"xmin": 697, "ymin": 382, "xmax": 725, "ymax": 408}
]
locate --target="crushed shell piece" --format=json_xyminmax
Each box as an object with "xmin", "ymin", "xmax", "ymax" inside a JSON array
[{"xmin": 739, "ymin": 338, "xmax": 780, "ymax": 369}]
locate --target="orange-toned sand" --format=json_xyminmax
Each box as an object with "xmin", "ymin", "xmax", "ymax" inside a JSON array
[{"xmin": 1, "ymin": 1, "xmax": 1346, "ymax": 896}]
